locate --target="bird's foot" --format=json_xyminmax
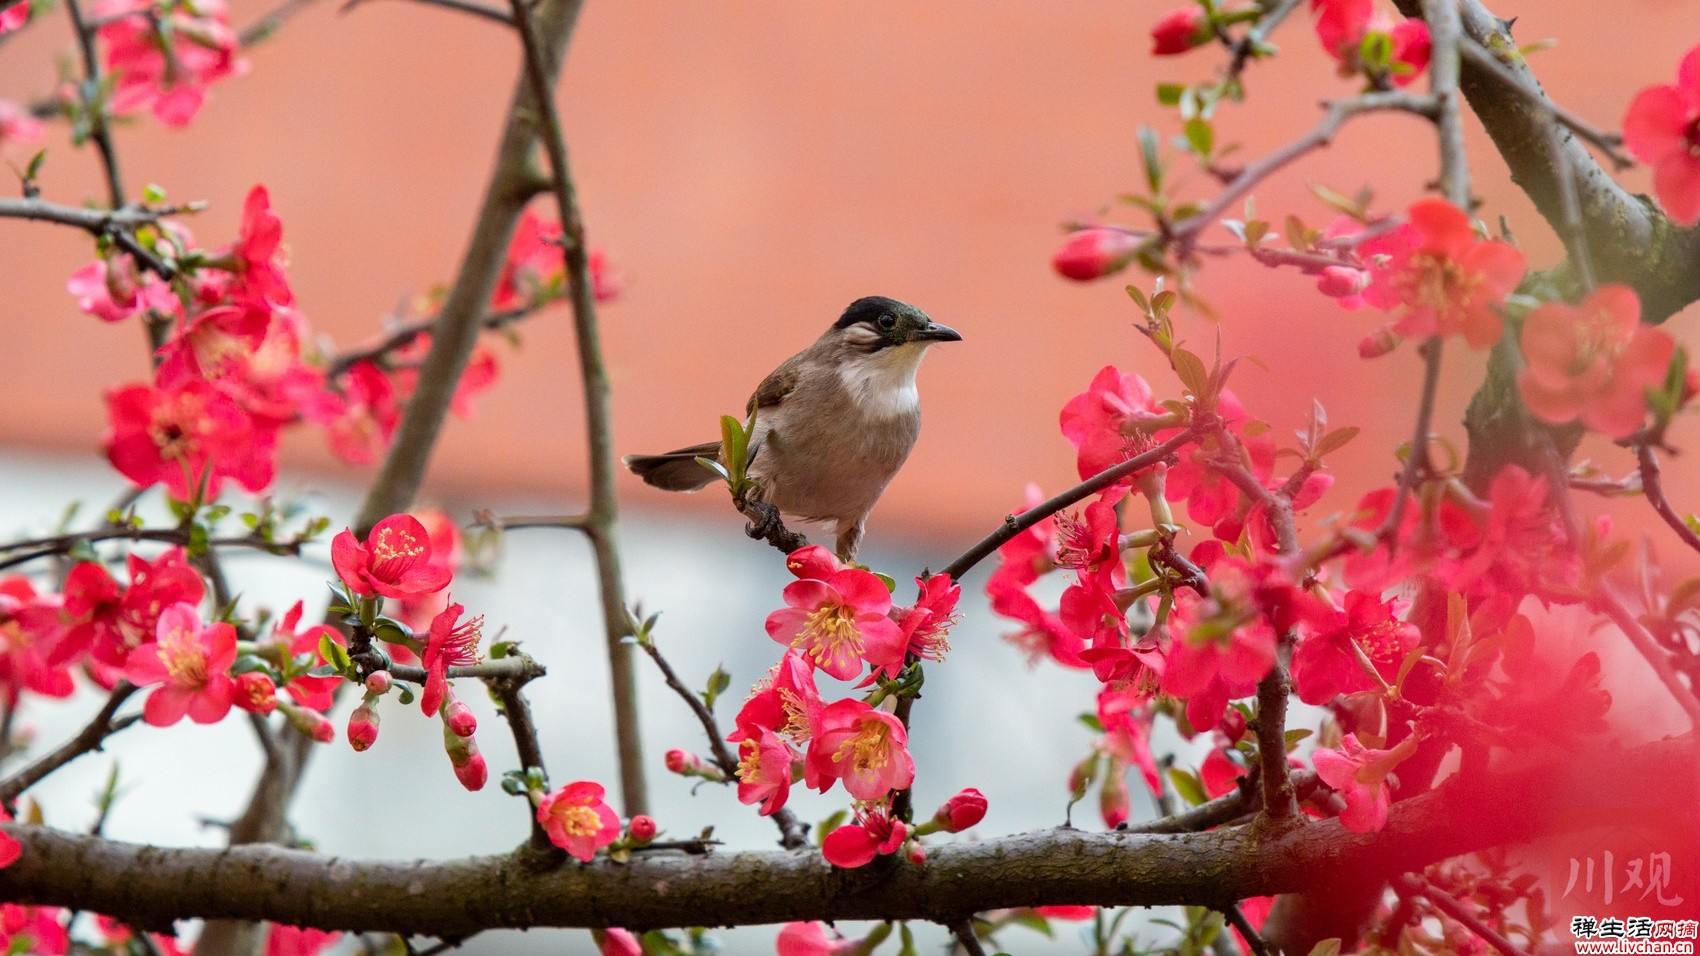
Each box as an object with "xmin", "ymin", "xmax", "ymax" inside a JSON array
[{"xmin": 742, "ymin": 501, "xmax": 809, "ymax": 554}]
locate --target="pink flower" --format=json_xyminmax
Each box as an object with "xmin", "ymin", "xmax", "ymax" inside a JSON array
[
  {"xmin": 1098, "ymin": 688, "xmax": 1163, "ymax": 797},
  {"xmin": 104, "ymin": 378, "xmax": 277, "ymax": 501},
  {"xmin": 1311, "ymin": 733, "xmax": 1415, "ymax": 832},
  {"xmin": 493, "ymin": 209, "xmax": 621, "ymax": 309},
  {"xmin": 264, "ymin": 925, "xmax": 340, "ymax": 956},
  {"xmin": 536, "ymin": 781, "xmax": 621, "ymax": 861},
  {"xmin": 1291, "ymin": 590, "xmax": 1417, "ymax": 705},
  {"xmin": 735, "ymin": 727, "xmax": 797, "ymax": 815},
  {"xmin": 765, "ymin": 569, "xmax": 905, "ymax": 681},
  {"xmin": 784, "ymin": 544, "xmax": 843, "ymax": 581},
  {"xmin": 233, "ymin": 672, "xmax": 278, "ymax": 714},
  {"xmin": 1161, "ymin": 568, "xmax": 1280, "ymax": 732},
  {"xmin": 0, "ymin": 903, "xmax": 68, "ymax": 955},
  {"xmin": 596, "ymin": 929, "xmax": 642, "ymax": 956},
  {"xmin": 331, "ymin": 514, "xmax": 454, "ymax": 600},
  {"xmin": 804, "ymin": 698, "xmax": 915, "ymax": 800},
  {"xmin": 0, "ymin": 807, "xmax": 20, "ymax": 870},
  {"xmin": 1060, "ymin": 366, "xmax": 1165, "ymax": 481},
  {"xmin": 323, "ymin": 361, "xmax": 401, "ymax": 465},
  {"xmin": 1361, "ymin": 198, "xmax": 1526, "ymax": 349},
  {"xmin": 1052, "ymin": 228, "xmax": 1140, "ymax": 281},
  {"xmin": 225, "ymin": 186, "xmax": 292, "ymax": 308},
  {"xmin": 98, "ymin": 0, "xmax": 246, "ymax": 126},
  {"xmin": 627, "ymin": 815, "xmax": 657, "ymax": 843},
  {"xmin": 1518, "ymin": 285, "xmax": 1675, "ymax": 439},
  {"xmin": 1312, "ymin": 0, "xmax": 1371, "ymax": 58},
  {"xmin": 390, "ymin": 334, "xmax": 500, "ymax": 421},
  {"xmin": 391, "ymin": 509, "xmax": 463, "ymax": 631},
  {"xmin": 1201, "ymin": 747, "xmax": 1245, "ymax": 799},
  {"xmin": 821, "ymin": 806, "xmax": 907, "ymax": 869},
  {"xmin": 0, "ymin": 1, "xmax": 30, "ymax": 33},
  {"xmin": 1311, "ymin": 1, "xmax": 1429, "ymax": 86},
  {"xmin": 1150, "ymin": 6, "xmax": 1211, "ymax": 55},
  {"xmin": 0, "ymin": 578, "xmax": 73, "ymax": 701},
  {"xmin": 420, "ymin": 602, "xmax": 482, "ymax": 717},
  {"xmin": 730, "ymin": 650, "xmax": 822, "ymax": 745},
  {"xmin": 1623, "ymin": 43, "xmax": 1700, "ymax": 225},
  {"xmin": 67, "ymin": 259, "xmax": 179, "ymax": 324},
  {"xmin": 272, "ymin": 600, "xmax": 342, "ymax": 710},
  {"xmin": 56, "ymin": 549, "xmax": 206, "ymax": 671},
  {"xmin": 124, "ymin": 603, "xmax": 237, "ymax": 726},
  {"xmin": 776, "ymin": 922, "xmax": 853, "ymax": 956},
  {"xmin": 0, "ymin": 100, "xmax": 44, "ymax": 147},
  {"xmin": 347, "ymin": 702, "xmax": 379, "ymax": 751},
  {"xmin": 932, "ymin": 788, "xmax": 988, "ymax": 832},
  {"xmin": 893, "ymin": 573, "xmax": 960, "ymax": 664}
]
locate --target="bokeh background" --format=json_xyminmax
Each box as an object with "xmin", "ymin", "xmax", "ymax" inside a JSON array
[{"xmin": 2, "ymin": 0, "xmax": 1698, "ymax": 952}]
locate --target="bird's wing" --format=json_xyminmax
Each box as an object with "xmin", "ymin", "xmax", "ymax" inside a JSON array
[{"xmin": 745, "ymin": 355, "xmax": 804, "ymax": 416}]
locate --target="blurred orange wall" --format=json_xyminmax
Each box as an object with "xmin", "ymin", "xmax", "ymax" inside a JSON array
[{"xmin": 1, "ymin": 0, "xmax": 1695, "ymax": 546}]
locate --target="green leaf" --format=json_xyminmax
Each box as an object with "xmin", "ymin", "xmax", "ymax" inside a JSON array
[
  {"xmin": 1284, "ymin": 728, "xmax": 1313, "ymax": 751},
  {"xmin": 1306, "ymin": 940, "xmax": 1343, "ymax": 956},
  {"xmin": 872, "ymin": 571, "xmax": 897, "ymax": 592},
  {"xmin": 1137, "ymin": 125, "xmax": 1163, "ymax": 195},
  {"xmin": 1171, "ymin": 348, "xmax": 1210, "ymax": 398},
  {"xmin": 397, "ymin": 686, "xmax": 416, "ymax": 706},
  {"xmin": 815, "ymin": 809, "xmax": 847, "ymax": 846},
  {"xmin": 1168, "ymin": 767, "xmax": 1208, "ymax": 806},
  {"xmin": 1077, "ymin": 713, "xmax": 1105, "ymax": 734},
  {"xmin": 693, "ymin": 457, "xmax": 731, "ymax": 482},
  {"xmin": 1183, "ymin": 117, "xmax": 1213, "ymax": 158},
  {"xmin": 142, "ymin": 182, "xmax": 167, "ymax": 204},
  {"xmin": 319, "ymin": 633, "xmax": 352, "ymax": 675},
  {"xmin": 1313, "ymin": 425, "xmax": 1360, "ymax": 458},
  {"xmin": 701, "ymin": 666, "xmax": 731, "ymax": 711},
  {"xmin": 1155, "ymin": 82, "xmax": 1186, "ymax": 106}
]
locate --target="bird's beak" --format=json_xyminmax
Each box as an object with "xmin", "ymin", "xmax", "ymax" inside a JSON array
[{"xmin": 908, "ymin": 321, "xmax": 962, "ymax": 344}]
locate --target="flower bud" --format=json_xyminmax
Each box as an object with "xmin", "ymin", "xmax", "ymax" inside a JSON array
[
  {"xmin": 1051, "ymin": 228, "xmax": 1140, "ymax": 282},
  {"xmin": 233, "ymin": 672, "xmax": 278, "ymax": 715},
  {"xmin": 104, "ymin": 256, "xmax": 140, "ymax": 308},
  {"xmin": 443, "ymin": 692, "xmax": 478, "ymax": 738},
  {"xmin": 1358, "ymin": 323, "xmax": 1403, "ymax": 359},
  {"xmin": 596, "ymin": 929, "xmax": 642, "ymax": 956},
  {"xmin": 1316, "ymin": 265, "xmax": 1369, "ymax": 299},
  {"xmin": 348, "ymin": 703, "xmax": 380, "ymax": 752},
  {"xmin": 1220, "ymin": 707, "xmax": 1248, "ymax": 744},
  {"xmin": 665, "ymin": 748, "xmax": 703, "ymax": 775},
  {"xmin": 903, "ymin": 840, "xmax": 927, "ymax": 865},
  {"xmin": 364, "ymin": 670, "xmax": 393, "ymax": 695},
  {"xmin": 627, "ymin": 814, "xmax": 658, "ymax": 843},
  {"xmin": 1150, "ymin": 6, "xmax": 1212, "ymax": 55},
  {"xmin": 932, "ymin": 787, "xmax": 988, "ymax": 833},
  {"xmin": 443, "ymin": 723, "xmax": 487, "ymax": 791},
  {"xmin": 1100, "ymin": 771, "xmax": 1131, "ymax": 829},
  {"xmin": 279, "ymin": 701, "xmax": 334, "ymax": 743}
]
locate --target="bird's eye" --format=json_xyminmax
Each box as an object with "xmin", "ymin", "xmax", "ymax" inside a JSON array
[{"xmin": 876, "ymin": 314, "xmax": 896, "ymax": 331}]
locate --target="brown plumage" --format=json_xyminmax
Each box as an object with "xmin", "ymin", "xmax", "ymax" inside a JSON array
[{"xmin": 622, "ymin": 296, "xmax": 959, "ymax": 561}]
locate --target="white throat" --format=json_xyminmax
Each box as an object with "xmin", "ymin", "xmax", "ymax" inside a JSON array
[{"xmin": 839, "ymin": 343, "xmax": 928, "ymax": 419}]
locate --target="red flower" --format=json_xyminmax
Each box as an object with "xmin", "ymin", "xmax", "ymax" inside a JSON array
[
  {"xmin": 1164, "ymin": 391, "xmax": 1273, "ymax": 532},
  {"xmin": 784, "ymin": 545, "xmax": 843, "ymax": 582},
  {"xmin": 332, "ymin": 514, "xmax": 455, "ymax": 601},
  {"xmin": 627, "ymin": 815, "xmax": 658, "ymax": 843},
  {"xmin": 493, "ymin": 209, "xmax": 622, "ymax": 309},
  {"xmin": 1311, "ymin": 733, "xmax": 1415, "ymax": 832},
  {"xmin": 442, "ymin": 723, "xmax": 486, "ymax": 790},
  {"xmin": 0, "ymin": 903, "xmax": 67, "ymax": 955},
  {"xmin": 1362, "ymin": 198, "xmax": 1526, "ymax": 348},
  {"xmin": 735, "ymin": 727, "xmax": 797, "ymax": 816},
  {"xmin": 1312, "ymin": 0, "xmax": 1371, "ymax": 58},
  {"xmin": 1311, "ymin": 1, "xmax": 1429, "ymax": 86},
  {"xmin": 0, "ymin": 2, "xmax": 29, "ymax": 32},
  {"xmin": 0, "ymin": 808, "xmax": 20, "ymax": 871},
  {"xmin": 390, "ymin": 510, "xmax": 462, "ymax": 632},
  {"xmin": 264, "ymin": 925, "xmax": 340, "ymax": 956},
  {"xmin": 124, "ymin": 603, "xmax": 237, "ymax": 726},
  {"xmin": 105, "ymin": 378, "xmax": 277, "ymax": 501},
  {"xmin": 323, "ymin": 361, "xmax": 401, "ymax": 465},
  {"xmin": 421, "ymin": 601, "xmax": 482, "ymax": 717},
  {"xmin": 233, "ymin": 672, "xmax": 278, "ymax": 714},
  {"xmin": 98, "ymin": 0, "xmax": 246, "ymax": 126},
  {"xmin": 347, "ymin": 702, "xmax": 379, "ymax": 751},
  {"xmin": 1060, "ymin": 366, "xmax": 1165, "ymax": 481},
  {"xmin": 931, "ymin": 788, "xmax": 988, "ymax": 832},
  {"xmin": 1161, "ymin": 567, "xmax": 1279, "ymax": 732},
  {"xmin": 1518, "ymin": 285, "xmax": 1676, "ymax": 439},
  {"xmin": 271, "ymin": 600, "xmax": 342, "ymax": 711},
  {"xmin": 1150, "ymin": 6, "xmax": 1211, "ymax": 55},
  {"xmin": 776, "ymin": 922, "xmax": 854, "ymax": 956},
  {"xmin": 1052, "ymin": 228, "xmax": 1140, "ymax": 281},
  {"xmin": 596, "ymin": 929, "xmax": 642, "ymax": 956},
  {"xmin": 821, "ymin": 806, "xmax": 907, "ymax": 869},
  {"xmin": 1098, "ymin": 687, "xmax": 1163, "ymax": 797},
  {"xmin": 893, "ymin": 573, "xmax": 960, "ymax": 664},
  {"xmin": 536, "ymin": 781, "xmax": 622, "ymax": 861},
  {"xmin": 804, "ymin": 699, "xmax": 915, "ymax": 800},
  {"xmin": 765, "ymin": 568, "xmax": 905, "ymax": 681},
  {"xmin": 729, "ymin": 650, "xmax": 822, "ymax": 745},
  {"xmin": 0, "ymin": 578, "xmax": 72, "ymax": 701},
  {"xmin": 1623, "ymin": 43, "xmax": 1700, "ymax": 225},
  {"xmin": 1291, "ymin": 590, "xmax": 1417, "ymax": 705},
  {"xmin": 68, "ymin": 259, "xmax": 179, "ymax": 325}
]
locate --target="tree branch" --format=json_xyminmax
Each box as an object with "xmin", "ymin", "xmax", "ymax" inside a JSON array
[
  {"xmin": 506, "ymin": 0, "xmax": 646, "ymax": 817},
  {"xmin": 1390, "ymin": 873, "xmax": 1530, "ymax": 956},
  {"xmin": 1634, "ymin": 442, "xmax": 1700, "ymax": 556},
  {"xmin": 0, "ymin": 684, "xmax": 138, "ymax": 806},
  {"xmin": 2, "ymin": 736, "xmax": 1690, "ymax": 936},
  {"xmin": 325, "ymin": 306, "xmax": 535, "ymax": 380},
  {"xmin": 481, "ymin": 659, "xmax": 551, "ymax": 850}
]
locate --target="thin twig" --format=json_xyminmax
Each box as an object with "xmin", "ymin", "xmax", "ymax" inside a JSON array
[
  {"xmin": 1129, "ymin": 770, "xmax": 1320, "ymax": 834},
  {"xmin": 1169, "ymin": 92, "xmax": 1439, "ymax": 255},
  {"xmin": 949, "ymin": 918, "xmax": 989, "ymax": 956},
  {"xmin": 1391, "ymin": 874, "xmax": 1531, "ymax": 956},
  {"xmin": 1426, "ymin": 0, "xmax": 1470, "ymax": 208},
  {"xmin": 474, "ymin": 512, "xmax": 591, "ymax": 534},
  {"xmin": 507, "ymin": 0, "xmax": 647, "ymax": 817},
  {"xmin": 633, "ymin": 638, "xmax": 809, "ymax": 849},
  {"xmin": 326, "ymin": 306, "xmax": 533, "ymax": 379},
  {"xmin": 63, "ymin": 0, "xmax": 124, "ymax": 210},
  {"xmin": 1227, "ymin": 0, "xmax": 1304, "ymax": 80},
  {"xmin": 237, "ymin": 0, "xmax": 319, "ymax": 45},
  {"xmin": 1381, "ymin": 336, "xmax": 1443, "ymax": 544},
  {"xmin": 1221, "ymin": 903, "xmax": 1272, "ymax": 956},
  {"xmin": 482, "ymin": 658, "xmax": 551, "ymax": 850},
  {"xmin": 0, "ymin": 684, "xmax": 139, "ymax": 805},
  {"xmin": 1596, "ymin": 586, "xmax": 1700, "ymax": 732},
  {"xmin": 340, "ymin": 0, "xmax": 511, "ymax": 25},
  {"xmin": 1635, "ymin": 442, "xmax": 1700, "ymax": 556},
  {"xmin": 0, "ymin": 527, "xmax": 306, "ymax": 573},
  {"xmin": 938, "ymin": 426, "xmax": 1200, "ymax": 582},
  {"xmin": 1457, "ymin": 40, "xmax": 1630, "ymax": 169}
]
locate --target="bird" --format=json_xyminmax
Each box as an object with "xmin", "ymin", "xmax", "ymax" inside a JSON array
[{"xmin": 623, "ymin": 295, "xmax": 961, "ymax": 562}]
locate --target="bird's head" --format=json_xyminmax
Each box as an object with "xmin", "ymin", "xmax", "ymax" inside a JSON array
[{"xmin": 828, "ymin": 296, "xmax": 962, "ymax": 356}]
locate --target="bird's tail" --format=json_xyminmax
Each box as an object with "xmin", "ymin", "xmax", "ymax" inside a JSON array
[{"xmin": 622, "ymin": 442, "xmax": 723, "ymax": 492}]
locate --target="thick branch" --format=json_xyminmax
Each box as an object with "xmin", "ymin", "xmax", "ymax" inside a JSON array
[
  {"xmin": 1, "ymin": 736, "xmax": 1690, "ymax": 935},
  {"xmin": 1392, "ymin": 0, "xmax": 1700, "ymax": 323}
]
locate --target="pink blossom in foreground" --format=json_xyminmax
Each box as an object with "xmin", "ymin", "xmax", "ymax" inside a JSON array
[
  {"xmin": 123, "ymin": 603, "xmax": 237, "ymax": 726},
  {"xmin": 536, "ymin": 781, "xmax": 621, "ymax": 861}
]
